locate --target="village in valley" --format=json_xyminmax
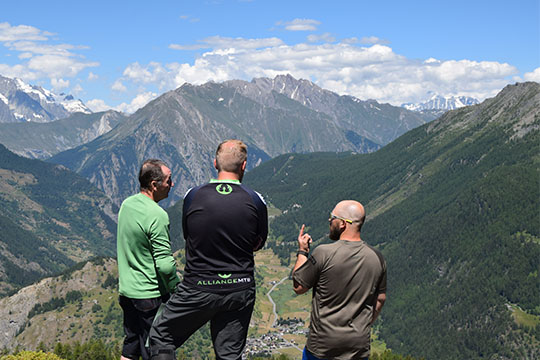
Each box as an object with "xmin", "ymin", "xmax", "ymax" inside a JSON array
[{"xmin": 244, "ymin": 317, "xmax": 307, "ymax": 358}]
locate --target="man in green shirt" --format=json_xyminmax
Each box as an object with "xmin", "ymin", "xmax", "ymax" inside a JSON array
[{"xmin": 117, "ymin": 159, "xmax": 180, "ymax": 360}]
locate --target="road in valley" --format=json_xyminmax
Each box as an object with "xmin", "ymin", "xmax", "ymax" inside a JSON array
[{"xmin": 266, "ymin": 276, "xmax": 302, "ymax": 352}]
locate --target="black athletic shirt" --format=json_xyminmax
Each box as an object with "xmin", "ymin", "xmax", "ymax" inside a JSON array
[{"xmin": 181, "ymin": 179, "xmax": 268, "ymax": 293}]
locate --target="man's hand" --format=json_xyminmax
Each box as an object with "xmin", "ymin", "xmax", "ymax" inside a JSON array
[
  {"xmin": 297, "ymin": 224, "xmax": 312, "ymax": 252},
  {"xmin": 371, "ymin": 293, "xmax": 386, "ymax": 324}
]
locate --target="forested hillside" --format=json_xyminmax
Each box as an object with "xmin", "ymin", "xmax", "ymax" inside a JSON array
[
  {"xmin": 0, "ymin": 145, "xmax": 117, "ymax": 295},
  {"xmin": 242, "ymin": 82, "xmax": 540, "ymax": 359}
]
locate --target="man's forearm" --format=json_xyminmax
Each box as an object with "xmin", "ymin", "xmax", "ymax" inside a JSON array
[
  {"xmin": 371, "ymin": 293, "xmax": 386, "ymax": 324},
  {"xmin": 292, "ymin": 251, "xmax": 310, "ymax": 294},
  {"xmin": 293, "ymin": 252, "xmax": 309, "ymax": 273}
]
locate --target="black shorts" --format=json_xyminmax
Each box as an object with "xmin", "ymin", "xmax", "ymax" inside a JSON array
[
  {"xmin": 149, "ymin": 283, "xmax": 255, "ymax": 360},
  {"xmin": 120, "ymin": 295, "xmax": 168, "ymax": 360}
]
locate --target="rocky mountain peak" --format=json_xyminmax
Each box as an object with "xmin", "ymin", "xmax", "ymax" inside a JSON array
[
  {"xmin": 426, "ymin": 82, "xmax": 539, "ymax": 139},
  {"xmin": 0, "ymin": 74, "xmax": 92, "ymax": 123}
]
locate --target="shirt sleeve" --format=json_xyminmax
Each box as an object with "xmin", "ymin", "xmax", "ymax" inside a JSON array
[
  {"xmin": 370, "ymin": 246, "xmax": 387, "ymax": 294},
  {"xmin": 377, "ymin": 259, "xmax": 387, "ymax": 294},
  {"xmin": 149, "ymin": 211, "xmax": 179, "ymax": 294},
  {"xmin": 251, "ymin": 191, "xmax": 268, "ymax": 251},
  {"xmin": 292, "ymin": 248, "xmax": 322, "ymax": 290}
]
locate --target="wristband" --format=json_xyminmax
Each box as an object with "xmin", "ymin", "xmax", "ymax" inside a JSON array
[{"xmin": 296, "ymin": 250, "xmax": 309, "ymax": 257}]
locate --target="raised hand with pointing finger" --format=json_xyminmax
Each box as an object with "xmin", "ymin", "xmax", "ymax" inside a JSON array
[{"xmin": 297, "ymin": 224, "xmax": 312, "ymax": 253}]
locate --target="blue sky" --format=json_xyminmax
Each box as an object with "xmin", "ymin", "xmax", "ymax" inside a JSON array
[{"xmin": 1, "ymin": 0, "xmax": 538, "ymax": 113}]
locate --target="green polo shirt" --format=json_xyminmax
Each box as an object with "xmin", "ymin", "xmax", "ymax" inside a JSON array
[{"xmin": 117, "ymin": 193, "xmax": 179, "ymax": 299}]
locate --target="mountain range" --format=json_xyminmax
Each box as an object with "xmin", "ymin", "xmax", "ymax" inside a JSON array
[
  {"xmin": 402, "ymin": 94, "xmax": 480, "ymax": 117},
  {"xmin": 0, "ymin": 75, "xmax": 91, "ymax": 123},
  {"xmin": 402, "ymin": 94, "xmax": 479, "ymax": 111},
  {"xmin": 0, "ymin": 73, "xmax": 537, "ymax": 358},
  {"xmin": 49, "ymin": 74, "xmax": 434, "ymax": 207}
]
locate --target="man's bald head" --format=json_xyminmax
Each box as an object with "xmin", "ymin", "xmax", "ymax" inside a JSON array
[
  {"xmin": 215, "ymin": 139, "xmax": 248, "ymax": 173},
  {"xmin": 333, "ymin": 200, "xmax": 366, "ymax": 231}
]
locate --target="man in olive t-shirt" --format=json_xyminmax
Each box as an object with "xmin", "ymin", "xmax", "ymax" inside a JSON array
[
  {"xmin": 292, "ymin": 200, "xmax": 387, "ymax": 360},
  {"xmin": 117, "ymin": 159, "xmax": 179, "ymax": 360}
]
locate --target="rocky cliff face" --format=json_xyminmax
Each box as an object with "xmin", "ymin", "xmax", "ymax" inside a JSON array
[
  {"xmin": 225, "ymin": 74, "xmax": 433, "ymax": 146},
  {"xmin": 0, "ymin": 258, "xmax": 117, "ymax": 350}
]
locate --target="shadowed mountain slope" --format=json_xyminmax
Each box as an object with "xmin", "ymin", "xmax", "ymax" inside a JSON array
[
  {"xmin": 0, "ymin": 145, "xmax": 117, "ymax": 295},
  {"xmin": 241, "ymin": 82, "xmax": 540, "ymax": 359},
  {"xmin": 0, "ymin": 110, "xmax": 126, "ymax": 159}
]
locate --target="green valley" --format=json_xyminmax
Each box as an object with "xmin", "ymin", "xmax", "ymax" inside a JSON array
[{"xmin": 243, "ymin": 82, "xmax": 540, "ymax": 359}]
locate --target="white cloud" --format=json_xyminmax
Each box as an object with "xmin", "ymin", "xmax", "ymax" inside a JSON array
[
  {"xmin": 115, "ymin": 92, "xmax": 158, "ymax": 114},
  {"xmin": 170, "ymin": 43, "xmax": 207, "ymax": 50},
  {"xmin": 116, "ymin": 41, "xmax": 519, "ymax": 105},
  {"xmin": 88, "ymin": 72, "xmax": 99, "ymax": 81},
  {"xmin": 72, "ymin": 84, "xmax": 84, "ymax": 95},
  {"xmin": 86, "ymin": 98, "xmax": 112, "ymax": 112},
  {"xmin": 25, "ymin": 55, "xmax": 98, "ymax": 78},
  {"xmin": 0, "ymin": 22, "xmax": 52, "ymax": 42},
  {"xmin": 277, "ymin": 19, "xmax": 321, "ymax": 31},
  {"xmin": 179, "ymin": 15, "xmax": 200, "ymax": 23},
  {"xmin": 0, "ymin": 63, "xmax": 39, "ymax": 80},
  {"xmin": 307, "ymin": 33, "xmax": 336, "ymax": 43},
  {"xmin": 523, "ymin": 67, "xmax": 540, "ymax": 82},
  {"xmin": 112, "ymin": 80, "xmax": 127, "ymax": 92},
  {"xmin": 18, "ymin": 52, "xmax": 33, "ymax": 59},
  {"xmin": 342, "ymin": 37, "xmax": 359, "ymax": 44},
  {"xmin": 170, "ymin": 36, "xmax": 284, "ymax": 51},
  {"xmin": 6, "ymin": 40, "xmax": 81, "ymax": 57},
  {"xmin": 360, "ymin": 36, "xmax": 390, "ymax": 45},
  {"xmin": 122, "ymin": 62, "xmax": 170, "ymax": 88},
  {"xmin": 50, "ymin": 78, "xmax": 69, "ymax": 91},
  {"xmin": 0, "ymin": 23, "xmax": 99, "ymax": 87}
]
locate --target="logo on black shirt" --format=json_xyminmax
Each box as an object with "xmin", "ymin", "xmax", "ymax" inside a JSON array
[{"xmin": 216, "ymin": 184, "xmax": 233, "ymax": 195}]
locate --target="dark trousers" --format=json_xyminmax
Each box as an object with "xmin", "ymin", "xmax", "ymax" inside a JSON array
[
  {"xmin": 120, "ymin": 295, "xmax": 167, "ymax": 360},
  {"xmin": 149, "ymin": 283, "xmax": 255, "ymax": 360}
]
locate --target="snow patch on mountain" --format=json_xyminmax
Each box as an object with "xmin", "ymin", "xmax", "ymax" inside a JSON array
[
  {"xmin": 402, "ymin": 94, "xmax": 479, "ymax": 112},
  {"xmin": 0, "ymin": 93, "xmax": 8, "ymax": 105},
  {"xmin": 0, "ymin": 75, "xmax": 92, "ymax": 123}
]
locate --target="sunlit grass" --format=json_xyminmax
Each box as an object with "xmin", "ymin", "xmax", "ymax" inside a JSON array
[{"xmin": 510, "ymin": 304, "xmax": 540, "ymax": 328}]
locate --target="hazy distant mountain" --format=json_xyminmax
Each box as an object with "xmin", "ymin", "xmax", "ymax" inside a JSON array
[
  {"xmin": 0, "ymin": 145, "xmax": 117, "ymax": 295},
  {"xmin": 402, "ymin": 94, "xmax": 480, "ymax": 116},
  {"xmin": 50, "ymin": 75, "xmax": 433, "ymax": 207},
  {"xmin": 0, "ymin": 110, "xmax": 126, "ymax": 158},
  {"xmin": 0, "ymin": 75, "xmax": 91, "ymax": 123},
  {"xmin": 243, "ymin": 82, "xmax": 540, "ymax": 359}
]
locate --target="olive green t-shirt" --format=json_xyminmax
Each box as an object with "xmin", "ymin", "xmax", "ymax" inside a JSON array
[
  {"xmin": 117, "ymin": 193, "xmax": 179, "ymax": 299},
  {"xmin": 293, "ymin": 240, "xmax": 387, "ymax": 360}
]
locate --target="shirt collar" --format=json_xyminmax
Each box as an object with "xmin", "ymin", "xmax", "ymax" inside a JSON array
[{"xmin": 209, "ymin": 179, "xmax": 241, "ymax": 184}]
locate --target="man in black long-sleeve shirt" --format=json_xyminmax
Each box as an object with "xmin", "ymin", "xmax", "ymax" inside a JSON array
[{"xmin": 149, "ymin": 139, "xmax": 268, "ymax": 360}]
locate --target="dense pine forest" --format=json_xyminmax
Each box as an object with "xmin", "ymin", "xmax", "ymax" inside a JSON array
[{"xmin": 242, "ymin": 83, "xmax": 540, "ymax": 359}]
